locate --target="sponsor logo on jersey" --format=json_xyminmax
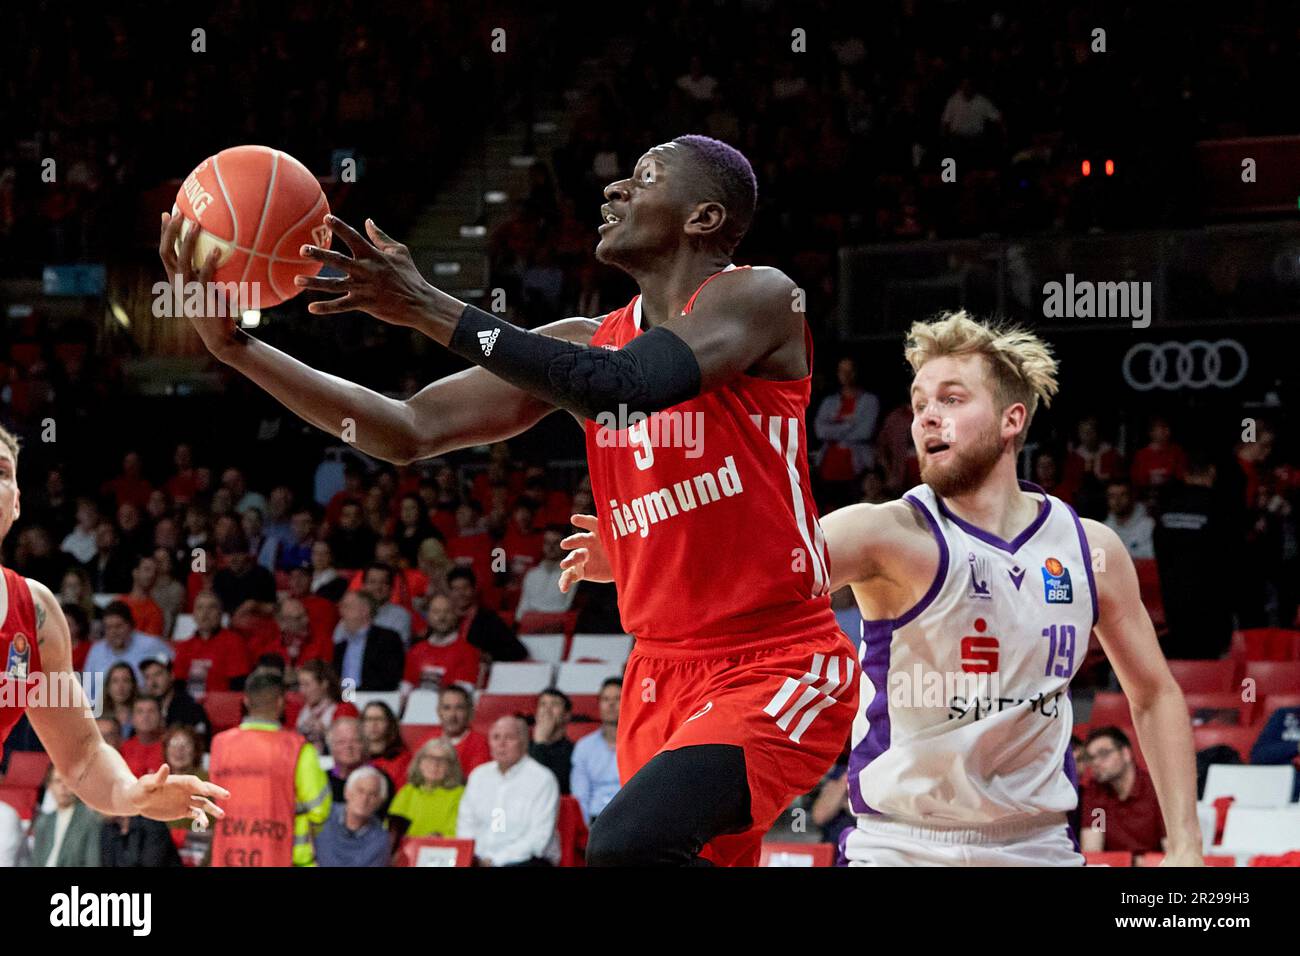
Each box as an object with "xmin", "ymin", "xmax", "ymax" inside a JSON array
[
  {"xmin": 959, "ymin": 618, "xmax": 998, "ymax": 672},
  {"xmin": 948, "ymin": 689, "xmax": 1064, "ymax": 723},
  {"xmin": 1041, "ymin": 556, "xmax": 1073, "ymax": 603},
  {"xmin": 606, "ymin": 455, "xmax": 744, "ymax": 540},
  {"xmin": 966, "ymin": 552, "xmax": 991, "ymax": 599},
  {"xmin": 1008, "ymin": 565, "xmax": 1026, "ymax": 590}
]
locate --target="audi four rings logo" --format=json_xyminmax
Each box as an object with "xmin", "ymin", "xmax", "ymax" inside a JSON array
[{"xmin": 1122, "ymin": 339, "xmax": 1249, "ymax": 391}]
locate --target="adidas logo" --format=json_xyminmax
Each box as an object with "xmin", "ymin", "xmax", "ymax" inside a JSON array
[{"xmin": 478, "ymin": 329, "xmax": 500, "ymax": 356}]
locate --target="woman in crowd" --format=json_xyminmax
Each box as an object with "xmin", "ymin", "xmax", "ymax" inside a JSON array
[
  {"xmin": 104, "ymin": 662, "xmax": 138, "ymax": 738},
  {"xmin": 387, "ymin": 738, "xmax": 465, "ymax": 839},
  {"xmin": 394, "ymin": 494, "xmax": 437, "ymax": 566},
  {"xmin": 295, "ymin": 659, "xmax": 358, "ymax": 755},
  {"xmin": 361, "ymin": 701, "xmax": 411, "ymax": 787},
  {"xmin": 58, "ymin": 567, "xmax": 98, "ymax": 629}
]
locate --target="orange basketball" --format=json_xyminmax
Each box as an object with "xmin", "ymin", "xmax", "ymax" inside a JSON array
[{"xmin": 172, "ymin": 145, "xmax": 331, "ymax": 308}]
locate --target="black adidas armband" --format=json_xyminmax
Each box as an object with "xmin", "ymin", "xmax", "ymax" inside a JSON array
[{"xmin": 448, "ymin": 304, "xmax": 702, "ymax": 420}]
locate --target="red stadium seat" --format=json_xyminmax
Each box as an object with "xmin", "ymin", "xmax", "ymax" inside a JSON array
[
  {"xmin": 568, "ymin": 694, "xmax": 599, "ymax": 722},
  {"xmin": 399, "ymin": 724, "xmax": 440, "ymax": 752},
  {"xmin": 760, "ymin": 842, "xmax": 835, "ymax": 867},
  {"xmin": 1084, "ymin": 851, "xmax": 1132, "ymax": 867},
  {"xmin": 9, "ymin": 343, "xmax": 41, "ymax": 367},
  {"xmin": 397, "ymin": 837, "xmax": 474, "ymax": 867},
  {"xmin": 1137, "ymin": 852, "xmax": 1235, "ymax": 867},
  {"xmin": 556, "ymin": 795, "xmax": 588, "ymax": 866},
  {"xmin": 3, "ymin": 751, "xmax": 51, "ymax": 788},
  {"xmin": 1132, "ymin": 559, "xmax": 1166, "ymax": 633},
  {"xmin": 204, "ymin": 691, "xmax": 245, "ymax": 733},
  {"xmin": 1241, "ymin": 661, "xmax": 1300, "ymax": 699},
  {"xmin": 471, "ymin": 694, "xmax": 537, "ymax": 733},
  {"xmin": 1087, "ymin": 692, "xmax": 1132, "ymax": 728},
  {"xmin": 54, "ymin": 342, "xmax": 87, "ymax": 366},
  {"xmin": 0, "ymin": 785, "xmax": 38, "ymax": 820},
  {"xmin": 565, "ymin": 721, "xmax": 599, "ymax": 743},
  {"xmin": 1256, "ymin": 693, "xmax": 1300, "ymax": 726},
  {"xmin": 517, "ymin": 611, "xmax": 578, "ymax": 640},
  {"xmin": 1167, "ymin": 659, "xmax": 1238, "ymax": 694},
  {"xmin": 1230, "ymin": 629, "xmax": 1300, "ymax": 663},
  {"xmin": 1192, "ymin": 725, "xmax": 1258, "ymax": 762},
  {"xmin": 1183, "ymin": 691, "xmax": 1254, "ymax": 727}
]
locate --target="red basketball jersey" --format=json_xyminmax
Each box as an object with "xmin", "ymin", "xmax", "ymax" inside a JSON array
[
  {"xmin": 0, "ymin": 567, "xmax": 43, "ymax": 758},
  {"xmin": 583, "ymin": 266, "xmax": 837, "ymax": 653}
]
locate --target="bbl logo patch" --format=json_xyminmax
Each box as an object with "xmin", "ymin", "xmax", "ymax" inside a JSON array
[
  {"xmin": 1041, "ymin": 556, "xmax": 1073, "ymax": 604},
  {"xmin": 5, "ymin": 633, "xmax": 31, "ymax": 681}
]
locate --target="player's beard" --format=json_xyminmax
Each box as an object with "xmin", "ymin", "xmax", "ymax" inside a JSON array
[{"xmin": 921, "ymin": 418, "xmax": 1005, "ymax": 500}]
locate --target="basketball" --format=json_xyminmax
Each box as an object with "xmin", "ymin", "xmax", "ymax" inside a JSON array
[{"xmin": 171, "ymin": 145, "xmax": 331, "ymax": 308}]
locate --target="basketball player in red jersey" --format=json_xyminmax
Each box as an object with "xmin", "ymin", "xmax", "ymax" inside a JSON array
[
  {"xmin": 0, "ymin": 428, "xmax": 228, "ymax": 826},
  {"xmin": 161, "ymin": 135, "xmax": 857, "ymax": 865}
]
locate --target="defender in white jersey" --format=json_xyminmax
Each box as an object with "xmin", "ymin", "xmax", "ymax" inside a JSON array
[
  {"xmin": 559, "ymin": 312, "xmax": 1206, "ymax": 865},
  {"xmin": 819, "ymin": 312, "xmax": 1204, "ymax": 866}
]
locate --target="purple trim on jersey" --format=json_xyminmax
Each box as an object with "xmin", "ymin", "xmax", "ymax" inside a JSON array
[
  {"xmin": 847, "ymin": 619, "xmax": 893, "ymax": 815},
  {"xmin": 1063, "ymin": 742, "xmax": 1081, "ymax": 853},
  {"xmin": 846, "ymin": 495, "xmax": 950, "ymax": 815},
  {"xmin": 1065, "ymin": 503, "xmax": 1101, "ymax": 627},
  {"xmin": 897, "ymin": 494, "xmax": 950, "ymax": 628},
  {"xmin": 934, "ymin": 480, "xmax": 1052, "ymax": 555},
  {"xmin": 835, "ymin": 823, "xmax": 854, "ymax": 866}
]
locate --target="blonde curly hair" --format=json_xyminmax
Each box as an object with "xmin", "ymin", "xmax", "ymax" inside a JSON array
[{"xmin": 905, "ymin": 311, "xmax": 1059, "ymax": 451}]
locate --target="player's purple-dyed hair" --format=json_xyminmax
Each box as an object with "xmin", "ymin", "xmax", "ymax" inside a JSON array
[{"xmin": 671, "ymin": 134, "xmax": 757, "ymax": 253}]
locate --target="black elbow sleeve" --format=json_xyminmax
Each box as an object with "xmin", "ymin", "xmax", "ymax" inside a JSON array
[{"xmin": 449, "ymin": 304, "xmax": 702, "ymax": 419}]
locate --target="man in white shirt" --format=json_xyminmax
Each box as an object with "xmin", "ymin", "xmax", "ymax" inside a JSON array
[
  {"xmin": 60, "ymin": 498, "xmax": 100, "ymax": 565},
  {"xmin": 940, "ymin": 77, "xmax": 1003, "ymax": 140},
  {"xmin": 457, "ymin": 716, "xmax": 560, "ymax": 866},
  {"xmin": 1104, "ymin": 479, "xmax": 1156, "ymax": 559},
  {"xmin": 83, "ymin": 602, "xmax": 173, "ymax": 697},
  {"xmin": 514, "ymin": 528, "xmax": 576, "ymax": 620},
  {"xmin": 675, "ymin": 55, "xmax": 717, "ymax": 103}
]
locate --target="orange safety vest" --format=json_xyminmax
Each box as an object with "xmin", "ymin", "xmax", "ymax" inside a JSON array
[{"xmin": 209, "ymin": 725, "xmax": 304, "ymax": 867}]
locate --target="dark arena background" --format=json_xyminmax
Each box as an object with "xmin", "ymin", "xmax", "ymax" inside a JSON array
[{"xmin": 1, "ymin": 0, "xmax": 1297, "ymax": 930}]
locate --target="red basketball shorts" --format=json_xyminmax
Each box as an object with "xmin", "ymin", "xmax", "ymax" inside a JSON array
[{"xmin": 616, "ymin": 626, "xmax": 859, "ymax": 866}]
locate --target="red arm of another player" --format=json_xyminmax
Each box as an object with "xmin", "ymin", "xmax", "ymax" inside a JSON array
[
  {"xmin": 24, "ymin": 578, "xmax": 229, "ymax": 823},
  {"xmin": 1081, "ymin": 519, "xmax": 1204, "ymax": 864}
]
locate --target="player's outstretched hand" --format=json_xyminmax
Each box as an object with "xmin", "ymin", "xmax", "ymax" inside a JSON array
[
  {"xmin": 296, "ymin": 215, "xmax": 433, "ymax": 328},
  {"xmin": 126, "ymin": 764, "xmax": 230, "ymax": 829},
  {"xmin": 559, "ymin": 514, "xmax": 614, "ymax": 592},
  {"xmin": 159, "ymin": 211, "xmax": 240, "ymax": 359}
]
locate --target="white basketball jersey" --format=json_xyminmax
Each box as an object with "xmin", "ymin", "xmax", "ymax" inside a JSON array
[{"xmin": 847, "ymin": 481, "xmax": 1097, "ymax": 827}]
